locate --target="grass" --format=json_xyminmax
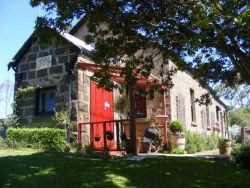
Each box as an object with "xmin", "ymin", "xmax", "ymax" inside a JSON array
[{"xmin": 0, "ymin": 150, "xmax": 249, "ymax": 188}]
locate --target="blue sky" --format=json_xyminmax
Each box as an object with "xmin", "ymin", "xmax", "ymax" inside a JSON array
[
  {"xmin": 0, "ymin": 1, "xmax": 39, "ymax": 83},
  {"xmin": 0, "ymin": 1, "xmax": 39, "ymax": 117}
]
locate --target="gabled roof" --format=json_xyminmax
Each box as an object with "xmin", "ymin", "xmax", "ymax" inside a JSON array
[
  {"xmin": 68, "ymin": 16, "xmax": 87, "ymax": 35},
  {"xmin": 8, "ymin": 30, "xmax": 93, "ymax": 70}
]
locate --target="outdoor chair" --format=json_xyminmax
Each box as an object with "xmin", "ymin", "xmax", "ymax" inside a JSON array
[{"xmin": 140, "ymin": 125, "xmax": 164, "ymax": 153}]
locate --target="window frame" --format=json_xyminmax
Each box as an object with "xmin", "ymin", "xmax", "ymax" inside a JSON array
[
  {"xmin": 35, "ymin": 86, "xmax": 56, "ymax": 116},
  {"xmin": 134, "ymin": 91, "xmax": 147, "ymax": 118},
  {"xmin": 190, "ymin": 88, "xmax": 196, "ymax": 123}
]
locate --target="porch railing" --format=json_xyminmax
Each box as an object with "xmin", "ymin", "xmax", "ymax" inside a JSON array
[{"xmin": 78, "ymin": 119, "xmax": 130, "ymax": 151}]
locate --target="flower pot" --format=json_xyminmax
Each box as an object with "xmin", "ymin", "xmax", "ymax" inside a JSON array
[
  {"xmin": 224, "ymin": 139, "xmax": 232, "ymax": 155},
  {"xmin": 94, "ymin": 136, "xmax": 101, "ymax": 142},
  {"xmin": 106, "ymin": 132, "xmax": 114, "ymax": 140},
  {"xmin": 155, "ymin": 115, "xmax": 167, "ymax": 125},
  {"xmin": 107, "ymin": 135, "xmax": 114, "ymax": 140},
  {"xmin": 219, "ymin": 139, "xmax": 232, "ymax": 155},
  {"xmin": 171, "ymin": 134, "xmax": 185, "ymax": 150},
  {"xmin": 219, "ymin": 139, "xmax": 225, "ymax": 154}
]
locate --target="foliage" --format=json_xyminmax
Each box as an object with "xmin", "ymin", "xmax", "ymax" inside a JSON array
[
  {"xmin": 185, "ymin": 131, "xmax": 219, "ymax": 154},
  {"xmin": 12, "ymin": 86, "xmax": 37, "ymax": 128},
  {"xmin": 53, "ymin": 110, "xmax": 71, "ymax": 129},
  {"xmin": 114, "ymin": 94, "xmax": 130, "ymax": 117},
  {"xmin": 6, "ymin": 128, "xmax": 66, "ymax": 152},
  {"xmin": 171, "ymin": 148, "xmax": 187, "ymax": 154},
  {"xmin": 84, "ymin": 144, "xmax": 95, "ymax": 157},
  {"xmin": 83, "ymin": 144, "xmax": 110, "ymax": 159},
  {"xmin": 0, "ymin": 119, "xmax": 11, "ymax": 138},
  {"xmin": 228, "ymin": 108, "xmax": 250, "ymax": 127},
  {"xmin": 31, "ymin": 0, "xmax": 250, "ymax": 90},
  {"xmin": 28, "ymin": 117, "xmax": 57, "ymax": 128},
  {"xmin": 214, "ymin": 84, "xmax": 250, "ymax": 110},
  {"xmin": 231, "ymin": 144, "xmax": 250, "ymax": 169},
  {"xmin": 0, "ymin": 137, "xmax": 8, "ymax": 150},
  {"xmin": 169, "ymin": 120, "xmax": 184, "ymax": 134}
]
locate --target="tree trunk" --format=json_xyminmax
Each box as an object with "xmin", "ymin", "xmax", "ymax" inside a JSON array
[{"xmin": 129, "ymin": 87, "xmax": 137, "ymax": 155}]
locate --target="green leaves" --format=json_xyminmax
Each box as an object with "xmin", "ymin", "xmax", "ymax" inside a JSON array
[
  {"xmin": 30, "ymin": 0, "xmax": 250, "ymax": 88},
  {"xmin": 229, "ymin": 108, "xmax": 250, "ymax": 127},
  {"xmin": 6, "ymin": 128, "xmax": 66, "ymax": 152}
]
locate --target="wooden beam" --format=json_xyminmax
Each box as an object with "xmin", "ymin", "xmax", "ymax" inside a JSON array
[{"xmin": 129, "ymin": 87, "xmax": 137, "ymax": 155}]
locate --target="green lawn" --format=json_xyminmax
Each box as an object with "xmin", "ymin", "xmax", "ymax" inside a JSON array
[{"xmin": 0, "ymin": 150, "xmax": 249, "ymax": 188}]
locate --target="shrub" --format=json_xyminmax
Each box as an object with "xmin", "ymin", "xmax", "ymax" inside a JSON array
[
  {"xmin": 0, "ymin": 137, "xmax": 8, "ymax": 150},
  {"xmin": 169, "ymin": 120, "xmax": 184, "ymax": 134},
  {"xmin": 6, "ymin": 128, "xmax": 66, "ymax": 152},
  {"xmin": 172, "ymin": 148, "xmax": 187, "ymax": 154},
  {"xmin": 231, "ymin": 144, "xmax": 250, "ymax": 169},
  {"xmin": 53, "ymin": 110, "xmax": 70, "ymax": 129},
  {"xmin": 84, "ymin": 144, "xmax": 95, "ymax": 156},
  {"xmin": 185, "ymin": 131, "xmax": 219, "ymax": 154}
]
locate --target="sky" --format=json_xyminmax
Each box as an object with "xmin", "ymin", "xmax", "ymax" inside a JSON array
[
  {"xmin": 0, "ymin": 1, "xmax": 39, "ymax": 117},
  {"xmin": 0, "ymin": 0, "xmax": 39, "ymax": 83}
]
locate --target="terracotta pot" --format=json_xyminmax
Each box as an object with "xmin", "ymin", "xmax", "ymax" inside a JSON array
[
  {"xmin": 219, "ymin": 139, "xmax": 232, "ymax": 155},
  {"xmin": 155, "ymin": 115, "xmax": 168, "ymax": 125},
  {"xmin": 224, "ymin": 139, "xmax": 232, "ymax": 155},
  {"xmin": 171, "ymin": 134, "xmax": 186, "ymax": 150},
  {"xmin": 219, "ymin": 139, "xmax": 225, "ymax": 154}
]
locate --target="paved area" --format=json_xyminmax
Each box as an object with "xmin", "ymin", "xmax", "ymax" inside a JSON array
[{"xmin": 125, "ymin": 152, "xmax": 230, "ymax": 161}]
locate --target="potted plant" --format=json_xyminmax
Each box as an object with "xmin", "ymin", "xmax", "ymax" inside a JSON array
[
  {"xmin": 94, "ymin": 135, "xmax": 101, "ymax": 142},
  {"xmin": 169, "ymin": 120, "xmax": 186, "ymax": 150},
  {"xmin": 114, "ymin": 94, "xmax": 130, "ymax": 119},
  {"xmin": 106, "ymin": 131, "xmax": 114, "ymax": 140},
  {"xmin": 120, "ymin": 133, "xmax": 127, "ymax": 140}
]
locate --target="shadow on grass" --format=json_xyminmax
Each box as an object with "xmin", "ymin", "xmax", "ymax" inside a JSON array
[{"xmin": 0, "ymin": 152, "xmax": 249, "ymax": 188}]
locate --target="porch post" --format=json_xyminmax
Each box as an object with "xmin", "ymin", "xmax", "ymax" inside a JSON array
[
  {"xmin": 161, "ymin": 91, "xmax": 167, "ymax": 144},
  {"xmin": 129, "ymin": 87, "xmax": 137, "ymax": 155},
  {"xmin": 161, "ymin": 91, "xmax": 166, "ymax": 115}
]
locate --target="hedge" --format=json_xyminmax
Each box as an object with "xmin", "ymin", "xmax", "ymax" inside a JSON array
[
  {"xmin": 6, "ymin": 128, "xmax": 66, "ymax": 152},
  {"xmin": 231, "ymin": 144, "xmax": 250, "ymax": 169}
]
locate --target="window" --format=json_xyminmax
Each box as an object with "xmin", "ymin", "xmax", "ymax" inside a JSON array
[
  {"xmin": 201, "ymin": 110, "xmax": 205, "ymax": 129},
  {"xmin": 206, "ymin": 105, "xmax": 210, "ymax": 129},
  {"xmin": 220, "ymin": 111, "xmax": 224, "ymax": 133},
  {"xmin": 36, "ymin": 87, "xmax": 56, "ymax": 115},
  {"xmin": 190, "ymin": 89, "xmax": 196, "ymax": 122},
  {"xmin": 176, "ymin": 94, "xmax": 186, "ymax": 125},
  {"xmin": 216, "ymin": 106, "xmax": 220, "ymax": 121},
  {"xmin": 176, "ymin": 96, "xmax": 179, "ymax": 119},
  {"xmin": 135, "ymin": 91, "xmax": 147, "ymax": 118}
]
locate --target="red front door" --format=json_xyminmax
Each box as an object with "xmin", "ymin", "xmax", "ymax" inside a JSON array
[{"xmin": 90, "ymin": 81, "xmax": 114, "ymax": 150}]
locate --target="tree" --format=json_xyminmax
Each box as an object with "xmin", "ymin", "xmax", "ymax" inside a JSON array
[
  {"xmin": 30, "ymin": 0, "xmax": 250, "ymax": 87},
  {"xmin": 228, "ymin": 108, "xmax": 250, "ymax": 127},
  {"xmin": 214, "ymin": 84, "xmax": 250, "ymax": 110},
  {"xmin": 30, "ymin": 0, "xmax": 250, "ymax": 154},
  {"xmin": 0, "ymin": 80, "xmax": 14, "ymax": 118}
]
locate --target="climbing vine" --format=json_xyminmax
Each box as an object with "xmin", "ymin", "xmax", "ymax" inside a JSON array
[{"xmin": 12, "ymin": 86, "xmax": 36, "ymax": 127}]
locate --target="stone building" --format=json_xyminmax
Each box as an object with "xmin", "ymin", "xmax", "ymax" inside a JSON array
[{"xmin": 8, "ymin": 18, "xmax": 228, "ymax": 148}]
